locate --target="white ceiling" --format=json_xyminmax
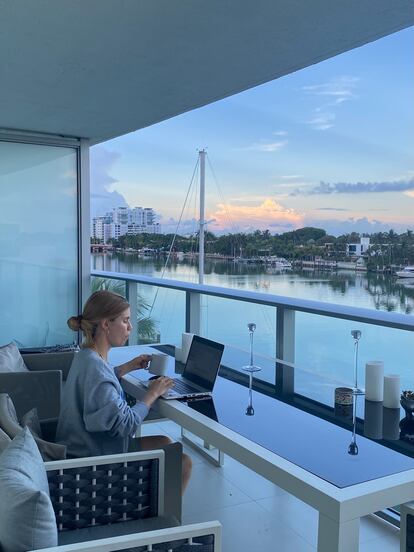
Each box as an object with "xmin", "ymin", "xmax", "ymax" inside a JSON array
[{"xmin": 0, "ymin": 0, "xmax": 413, "ymax": 144}]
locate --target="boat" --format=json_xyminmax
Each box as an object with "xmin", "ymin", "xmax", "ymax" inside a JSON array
[
  {"xmin": 265, "ymin": 256, "xmax": 292, "ymax": 269},
  {"xmin": 395, "ymin": 266, "xmax": 414, "ymax": 278}
]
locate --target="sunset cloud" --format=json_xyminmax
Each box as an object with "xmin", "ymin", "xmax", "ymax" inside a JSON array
[{"xmin": 210, "ymin": 198, "xmax": 304, "ymax": 232}]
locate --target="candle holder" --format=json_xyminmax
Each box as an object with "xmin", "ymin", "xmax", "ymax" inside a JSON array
[
  {"xmin": 242, "ymin": 323, "xmax": 262, "ymax": 416},
  {"xmin": 351, "ymin": 330, "xmax": 365, "ymax": 396},
  {"xmin": 348, "ymin": 393, "xmax": 359, "ymax": 455}
]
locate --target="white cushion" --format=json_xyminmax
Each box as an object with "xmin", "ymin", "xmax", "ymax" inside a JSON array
[{"xmin": 0, "ymin": 342, "xmax": 28, "ymax": 373}]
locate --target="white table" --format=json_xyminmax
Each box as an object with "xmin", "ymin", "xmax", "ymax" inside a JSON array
[{"xmin": 110, "ymin": 345, "xmax": 414, "ymax": 552}]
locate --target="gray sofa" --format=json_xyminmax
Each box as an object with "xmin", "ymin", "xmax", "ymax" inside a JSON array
[{"xmin": 0, "ymin": 349, "xmax": 75, "ymax": 420}]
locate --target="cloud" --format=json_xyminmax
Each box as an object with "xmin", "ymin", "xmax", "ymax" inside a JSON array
[
  {"xmin": 315, "ymin": 207, "xmax": 350, "ymax": 211},
  {"xmin": 404, "ymin": 190, "xmax": 414, "ymax": 198},
  {"xmin": 210, "ymin": 198, "xmax": 304, "ymax": 233},
  {"xmin": 307, "ymin": 112, "xmax": 335, "ymax": 130},
  {"xmin": 281, "ymin": 174, "xmax": 302, "ymax": 180},
  {"xmin": 247, "ymin": 140, "xmax": 288, "ymax": 152},
  {"xmin": 273, "ymin": 130, "xmax": 288, "ymax": 136},
  {"xmin": 302, "ymin": 76, "xmax": 359, "ymax": 100},
  {"xmin": 291, "ymin": 178, "xmax": 414, "ymax": 196},
  {"xmin": 242, "ymin": 140, "xmax": 288, "ymax": 153},
  {"xmin": 303, "ymin": 76, "xmax": 358, "ymax": 130},
  {"xmin": 90, "ymin": 146, "xmax": 129, "ymax": 217},
  {"xmin": 158, "ymin": 217, "xmax": 199, "ymax": 235},
  {"xmin": 306, "ymin": 216, "xmax": 414, "ymax": 237}
]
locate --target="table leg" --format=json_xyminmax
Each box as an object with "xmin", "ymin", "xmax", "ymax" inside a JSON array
[{"xmin": 317, "ymin": 513, "xmax": 359, "ymax": 552}]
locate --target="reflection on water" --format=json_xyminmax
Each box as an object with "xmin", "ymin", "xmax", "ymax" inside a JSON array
[
  {"xmin": 93, "ymin": 253, "xmax": 414, "ymax": 314},
  {"xmin": 92, "ymin": 254, "xmax": 414, "ymax": 395}
]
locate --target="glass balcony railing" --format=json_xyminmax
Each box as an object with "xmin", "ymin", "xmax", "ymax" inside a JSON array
[{"xmin": 91, "ymin": 269, "xmax": 414, "ymax": 410}]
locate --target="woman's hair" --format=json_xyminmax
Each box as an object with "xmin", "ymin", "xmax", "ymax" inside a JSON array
[{"xmin": 67, "ymin": 290, "xmax": 130, "ymax": 346}]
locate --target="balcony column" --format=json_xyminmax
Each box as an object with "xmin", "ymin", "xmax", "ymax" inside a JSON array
[
  {"xmin": 126, "ymin": 281, "xmax": 138, "ymax": 345},
  {"xmin": 186, "ymin": 291, "xmax": 201, "ymax": 334},
  {"xmin": 275, "ymin": 306, "xmax": 295, "ymax": 395}
]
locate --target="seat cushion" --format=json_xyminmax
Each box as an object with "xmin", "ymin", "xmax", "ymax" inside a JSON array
[
  {"xmin": 0, "ymin": 393, "xmax": 21, "ymax": 437},
  {"xmin": 0, "ymin": 342, "xmax": 28, "ymax": 373},
  {"xmin": 21, "ymin": 407, "xmax": 43, "ymax": 438},
  {"xmin": 0, "ymin": 396, "xmax": 66, "ymax": 461},
  {"xmin": 58, "ymin": 515, "xmax": 179, "ymax": 546},
  {"xmin": 0, "ymin": 427, "xmax": 58, "ymax": 552}
]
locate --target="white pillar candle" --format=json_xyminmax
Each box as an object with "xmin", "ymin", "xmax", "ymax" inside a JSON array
[
  {"xmin": 181, "ymin": 333, "xmax": 194, "ymax": 364},
  {"xmin": 365, "ymin": 361, "xmax": 384, "ymax": 402},
  {"xmin": 383, "ymin": 374, "xmax": 401, "ymax": 409}
]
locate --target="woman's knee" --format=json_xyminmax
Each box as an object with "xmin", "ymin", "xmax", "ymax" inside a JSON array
[
  {"xmin": 138, "ymin": 434, "xmax": 173, "ymax": 451},
  {"xmin": 182, "ymin": 452, "xmax": 192, "ymax": 475}
]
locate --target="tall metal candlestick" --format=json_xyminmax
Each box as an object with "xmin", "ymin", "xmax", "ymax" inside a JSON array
[
  {"xmin": 351, "ymin": 329, "xmax": 364, "ymax": 396},
  {"xmin": 242, "ymin": 322, "xmax": 261, "ymax": 416}
]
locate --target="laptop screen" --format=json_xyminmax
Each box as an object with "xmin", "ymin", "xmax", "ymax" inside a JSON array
[{"xmin": 183, "ymin": 335, "xmax": 224, "ymax": 391}]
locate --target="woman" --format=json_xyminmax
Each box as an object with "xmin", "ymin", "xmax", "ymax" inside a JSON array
[{"xmin": 56, "ymin": 290, "xmax": 192, "ymax": 491}]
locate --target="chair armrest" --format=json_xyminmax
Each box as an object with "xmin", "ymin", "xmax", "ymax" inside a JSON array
[
  {"xmin": 31, "ymin": 521, "xmax": 222, "ymax": 552},
  {"xmin": 0, "ymin": 370, "xmax": 61, "ymax": 419},
  {"xmin": 46, "ymin": 450, "xmax": 169, "ymax": 531},
  {"xmin": 22, "ymin": 351, "xmax": 76, "ymax": 381},
  {"xmin": 161, "ymin": 441, "xmax": 183, "ymax": 523}
]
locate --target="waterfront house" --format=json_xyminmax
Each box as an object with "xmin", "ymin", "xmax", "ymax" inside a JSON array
[{"xmin": 1, "ymin": 3, "xmax": 414, "ymax": 551}]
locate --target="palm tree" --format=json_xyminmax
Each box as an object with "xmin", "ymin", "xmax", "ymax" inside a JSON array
[{"xmin": 91, "ymin": 277, "xmax": 158, "ymax": 343}]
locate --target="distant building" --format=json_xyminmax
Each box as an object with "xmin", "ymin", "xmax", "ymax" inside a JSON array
[
  {"xmin": 91, "ymin": 207, "xmax": 160, "ymax": 243},
  {"xmin": 346, "ymin": 237, "xmax": 370, "ymax": 257},
  {"xmin": 112, "ymin": 206, "xmax": 129, "ymax": 225}
]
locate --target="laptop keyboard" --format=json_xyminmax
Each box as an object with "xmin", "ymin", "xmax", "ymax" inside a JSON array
[{"xmin": 172, "ymin": 379, "xmax": 203, "ymax": 394}]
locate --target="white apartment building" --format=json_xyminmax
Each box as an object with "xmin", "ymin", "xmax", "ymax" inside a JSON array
[
  {"xmin": 112, "ymin": 206, "xmax": 129, "ymax": 225},
  {"xmin": 92, "ymin": 207, "xmax": 160, "ymax": 243}
]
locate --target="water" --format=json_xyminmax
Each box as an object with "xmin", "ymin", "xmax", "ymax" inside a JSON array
[{"xmin": 92, "ymin": 253, "xmax": 414, "ymax": 399}]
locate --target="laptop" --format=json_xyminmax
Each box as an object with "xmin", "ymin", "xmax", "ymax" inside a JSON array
[{"xmin": 144, "ymin": 335, "xmax": 224, "ymax": 400}]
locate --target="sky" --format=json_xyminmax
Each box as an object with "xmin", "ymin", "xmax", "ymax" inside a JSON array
[{"xmin": 90, "ymin": 27, "xmax": 414, "ymax": 237}]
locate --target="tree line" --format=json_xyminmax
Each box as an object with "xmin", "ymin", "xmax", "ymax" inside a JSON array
[{"xmin": 105, "ymin": 227, "xmax": 414, "ymax": 267}]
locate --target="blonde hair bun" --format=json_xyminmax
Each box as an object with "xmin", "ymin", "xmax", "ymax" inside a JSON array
[{"xmin": 67, "ymin": 315, "xmax": 82, "ymax": 332}]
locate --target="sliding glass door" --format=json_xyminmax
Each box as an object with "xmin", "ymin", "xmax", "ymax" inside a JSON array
[{"xmin": 0, "ymin": 140, "xmax": 79, "ymax": 347}]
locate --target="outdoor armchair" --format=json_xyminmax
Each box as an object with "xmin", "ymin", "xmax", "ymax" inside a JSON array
[{"xmin": 0, "ymin": 428, "xmax": 222, "ymax": 552}]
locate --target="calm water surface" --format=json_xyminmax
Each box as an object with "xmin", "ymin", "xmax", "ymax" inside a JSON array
[{"xmin": 92, "ymin": 253, "xmax": 414, "ymax": 397}]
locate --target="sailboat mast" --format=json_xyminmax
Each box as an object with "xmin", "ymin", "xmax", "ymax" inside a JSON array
[{"xmin": 199, "ymin": 149, "xmax": 206, "ymax": 285}]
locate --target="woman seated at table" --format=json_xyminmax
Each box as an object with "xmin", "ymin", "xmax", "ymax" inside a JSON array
[{"xmin": 56, "ymin": 290, "xmax": 192, "ymax": 492}]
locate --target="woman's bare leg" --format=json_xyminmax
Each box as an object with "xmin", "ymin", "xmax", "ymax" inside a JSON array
[{"xmin": 138, "ymin": 435, "xmax": 192, "ymax": 493}]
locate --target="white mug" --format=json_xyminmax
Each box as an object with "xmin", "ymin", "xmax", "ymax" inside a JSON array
[{"xmin": 148, "ymin": 353, "xmax": 169, "ymax": 376}]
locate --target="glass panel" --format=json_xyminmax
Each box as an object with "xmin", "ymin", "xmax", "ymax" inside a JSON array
[
  {"xmin": 295, "ymin": 311, "xmax": 414, "ymax": 406},
  {"xmin": 202, "ymin": 295, "xmax": 276, "ymax": 382},
  {"xmin": 136, "ymin": 283, "xmax": 185, "ymax": 345},
  {"xmin": 0, "ymin": 140, "xmax": 78, "ymax": 347}
]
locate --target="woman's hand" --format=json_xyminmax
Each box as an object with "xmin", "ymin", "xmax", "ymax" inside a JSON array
[
  {"xmin": 133, "ymin": 354, "xmax": 152, "ymax": 370},
  {"xmin": 142, "ymin": 376, "xmax": 175, "ymax": 407},
  {"xmin": 116, "ymin": 354, "xmax": 151, "ymax": 378}
]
